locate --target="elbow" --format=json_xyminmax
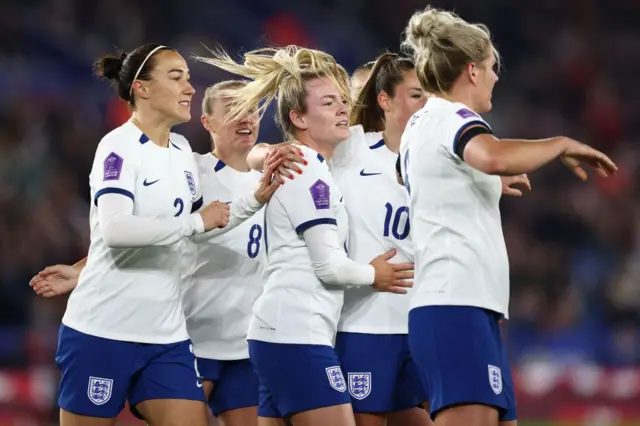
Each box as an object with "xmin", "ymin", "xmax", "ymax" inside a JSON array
[
  {"xmin": 100, "ymin": 222, "xmax": 128, "ymax": 249},
  {"xmin": 312, "ymin": 263, "xmax": 340, "ymax": 285},
  {"xmin": 478, "ymin": 155, "xmax": 508, "ymax": 175},
  {"xmin": 466, "ymin": 147, "xmax": 508, "ymax": 175}
]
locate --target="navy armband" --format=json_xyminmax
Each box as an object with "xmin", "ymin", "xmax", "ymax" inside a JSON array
[{"xmin": 453, "ymin": 121, "xmax": 492, "ymax": 161}]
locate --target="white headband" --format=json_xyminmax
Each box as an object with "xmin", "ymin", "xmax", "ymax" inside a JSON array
[{"xmin": 129, "ymin": 45, "xmax": 167, "ymax": 97}]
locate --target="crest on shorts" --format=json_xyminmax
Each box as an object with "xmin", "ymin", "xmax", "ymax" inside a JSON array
[
  {"xmin": 325, "ymin": 366, "xmax": 346, "ymax": 392},
  {"xmin": 184, "ymin": 171, "xmax": 197, "ymax": 197},
  {"xmin": 348, "ymin": 372, "xmax": 371, "ymax": 400},
  {"xmin": 87, "ymin": 376, "xmax": 113, "ymax": 405},
  {"xmin": 488, "ymin": 365, "xmax": 502, "ymax": 395}
]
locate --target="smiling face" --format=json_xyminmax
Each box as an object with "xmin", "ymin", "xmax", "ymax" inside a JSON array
[
  {"xmin": 142, "ymin": 50, "xmax": 195, "ymax": 124},
  {"xmin": 202, "ymin": 93, "xmax": 259, "ymax": 153},
  {"xmin": 289, "ymin": 77, "xmax": 350, "ymax": 147}
]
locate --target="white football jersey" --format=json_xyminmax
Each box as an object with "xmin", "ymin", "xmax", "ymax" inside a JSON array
[
  {"xmin": 330, "ymin": 126, "xmax": 413, "ymax": 334},
  {"xmin": 399, "ymin": 97, "xmax": 510, "ymax": 317},
  {"xmin": 182, "ymin": 153, "xmax": 265, "ymax": 360},
  {"xmin": 63, "ymin": 121, "xmax": 202, "ymax": 343},
  {"xmin": 248, "ymin": 145, "xmax": 348, "ymax": 346}
]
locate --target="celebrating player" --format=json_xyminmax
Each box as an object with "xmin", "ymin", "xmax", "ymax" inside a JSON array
[
  {"xmin": 330, "ymin": 53, "xmax": 431, "ymax": 426},
  {"xmin": 399, "ymin": 7, "xmax": 617, "ymax": 426},
  {"xmin": 182, "ymin": 80, "xmax": 266, "ymax": 426},
  {"xmin": 197, "ymin": 46, "xmax": 413, "ymax": 426},
  {"xmin": 53, "ymin": 44, "xmax": 281, "ymax": 426}
]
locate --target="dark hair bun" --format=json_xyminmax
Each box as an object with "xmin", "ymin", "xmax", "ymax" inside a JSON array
[{"xmin": 94, "ymin": 52, "xmax": 127, "ymax": 81}]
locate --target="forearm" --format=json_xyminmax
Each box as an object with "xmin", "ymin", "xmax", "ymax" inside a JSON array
[
  {"xmin": 191, "ymin": 193, "xmax": 263, "ymax": 243},
  {"xmin": 98, "ymin": 194, "xmax": 204, "ymax": 248},
  {"xmin": 247, "ymin": 143, "xmax": 273, "ymax": 171},
  {"xmin": 72, "ymin": 257, "xmax": 87, "ymax": 274},
  {"xmin": 304, "ymin": 225, "xmax": 375, "ymax": 286},
  {"xmin": 483, "ymin": 137, "xmax": 568, "ymax": 175}
]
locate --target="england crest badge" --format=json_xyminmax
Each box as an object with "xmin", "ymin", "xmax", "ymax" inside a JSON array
[
  {"xmin": 87, "ymin": 376, "xmax": 113, "ymax": 405},
  {"xmin": 488, "ymin": 365, "xmax": 502, "ymax": 395},
  {"xmin": 348, "ymin": 372, "xmax": 372, "ymax": 400},
  {"xmin": 325, "ymin": 366, "xmax": 347, "ymax": 392},
  {"xmin": 184, "ymin": 171, "xmax": 197, "ymax": 197}
]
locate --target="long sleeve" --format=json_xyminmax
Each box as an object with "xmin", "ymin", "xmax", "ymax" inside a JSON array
[
  {"xmin": 190, "ymin": 192, "xmax": 263, "ymax": 243},
  {"xmin": 304, "ymin": 224, "xmax": 375, "ymax": 286},
  {"xmin": 98, "ymin": 193, "xmax": 205, "ymax": 248}
]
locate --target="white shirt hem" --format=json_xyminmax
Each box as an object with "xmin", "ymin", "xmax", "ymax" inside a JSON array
[{"xmin": 62, "ymin": 318, "xmax": 190, "ymax": 344}]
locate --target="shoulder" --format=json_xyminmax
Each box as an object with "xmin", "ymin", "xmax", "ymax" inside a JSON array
[
  {"xmin": 95, "ymin": 123, "xmax": 143, "ymax": 164},
  {"xmin": 364, "ymin": 131, "xmax": 384, "ymax": 150},
  {"xmin": 445, "ymin": 102, "xmax": 490, "ymax": 130},
  {"xmin": 277, "ymin": 146, "xmax": 331, "ymax": 195},
  {"xmin": 169, "ymin": 132, "xmax": 193, "ymax": 152}
]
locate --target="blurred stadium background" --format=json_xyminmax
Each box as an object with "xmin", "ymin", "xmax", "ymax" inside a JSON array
[{"xmin": 1, "ymin": 0, "xmax": 639, "ymax": 424}]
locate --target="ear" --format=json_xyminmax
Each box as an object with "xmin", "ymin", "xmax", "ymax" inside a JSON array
[
  {"xmin": 201, "ymin": 115, "xmax": 211, "ymax": 132},
  {"xmin": 131, "ymin": 81, "xmax": 150, "ymax": 100},
  {"xmin": 466, "ymin": 62, "xmax": 479, "ymax": 86},
  {"xmin": 378, "ymin": 91, "xmax": 391, "ymax": 113},
  {"xmin": 289, "ymin": 109, "xmax": 308, "ymax": 130}
]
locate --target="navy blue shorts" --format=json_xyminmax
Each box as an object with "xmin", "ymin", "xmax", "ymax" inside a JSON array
[
  {"xmin": 335, "ymin": 332, "xmax": 427, "ymax": 413},
  {"xmin": 248, "ymin": 340, "xmax": 351, "ymax": 418},
  {"xmin": 408, "ymin": 306, "xmax": 517, "ymax": 421},
  {"xmin": 197, "ymin": 357, "xmax": 259, "ymax": 416},
  {"xmin": 55, "ymin": 324, "xmax": 206, "ymax": 419}
]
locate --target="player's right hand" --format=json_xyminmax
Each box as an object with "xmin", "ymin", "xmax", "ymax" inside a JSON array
[
  {"xmin": 369, "ymin": 249, "xmax": 414, "ymax": 294},
  {"xmin": 199, "ymin": 201, "xmax": 231, "ymax": 231},
  {"xmin": 29, "ymin": 264, "xmax": 78, "ymax": 298},
  {"xmin": 561, "ymin": 139, "xmax": 618, "ymax": 181},
  {"xmin": 269, "ymin": 142, "xmax": 305, "ymax": 184}
]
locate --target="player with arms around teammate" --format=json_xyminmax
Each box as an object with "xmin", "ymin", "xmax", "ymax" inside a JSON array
[
  {"xmin": 330, "ymin": 53, "xmax": 431, "ymax": 426},
  {"xmin": 55, "ymin": 44, "xmax": 282, "ymax": 426},
  {"xmin": 399, "ymin": 7, "xmax": 617, "ymax": 426},
  {"xmin": 182, "ymin": 80, "xmax": 266, "ymax": 426},
  {"xmin": 197, "ymin": 46, "xmax": 413, "ymax": 426}
]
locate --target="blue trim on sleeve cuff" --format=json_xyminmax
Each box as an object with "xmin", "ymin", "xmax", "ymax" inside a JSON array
[
  {"xmin": 94, "ymin": 187, "xmax": 135, "ymax": 205},
  {"xmin": 191, "ymin": 196, "xmax": 204, "ymax": 213},
  {"xmin": 295, "ymin": 218, "xmax": 337, "ymax": 234},
  {"xmin": 452, "ymin": 120, "xmax": 491, "ymax": 158}
]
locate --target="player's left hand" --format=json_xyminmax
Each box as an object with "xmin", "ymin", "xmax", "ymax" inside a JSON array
[
  {"xmin": 254, "ymin": 151, "xmax": 285, "ymax": 204},
  {"xmin": 501, "ymin": 174, "xmax": 531, "ymax": 197},
  {"xmin": 270, "ymin": 142, "xmax": 305, "ymax": 184},
  {"xmin": 29, "ymin": 264, "xmax": 78, "ymax": 298}
]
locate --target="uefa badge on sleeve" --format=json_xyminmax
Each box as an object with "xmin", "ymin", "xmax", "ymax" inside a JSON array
[
  {"xmin": 310, "ymin": 179, "xmax": 330, "ymax": 210},
  {"xmin": 488, "ymin": 365, "xmax": 503, "ymax": 395},
  {"xmin": 325, "ymin": 366, "xmax": 347, "ymax": 392},
  {"xmin": 348, "ymin": 372, "xmax": 371, "ymax": 400},
  {"xmin": 87, "ymin": 376, "xmax": 113, "ymax": 405},
  {"xmin": 103, "ymin": 152, "xmax": 123, "ymax": 181}
]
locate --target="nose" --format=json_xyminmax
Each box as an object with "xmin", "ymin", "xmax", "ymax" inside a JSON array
[
  {"xmin": 184, "ymin": 81, "xmax": 195, "ymax": 96},
  {"xmin": 337, "ymin": 101, "xmax": 347, "ymax": 116}
]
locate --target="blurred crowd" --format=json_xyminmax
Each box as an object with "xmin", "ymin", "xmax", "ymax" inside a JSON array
[{"xmin": 1, "ymin": 0, "xmax": 639, "ymax": 380}]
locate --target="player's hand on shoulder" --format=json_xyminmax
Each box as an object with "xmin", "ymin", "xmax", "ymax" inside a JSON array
[
  {"xmin": 269, "ymin": 142, "xmax": 306, "ymax": 184},
  {"xmin": 253, "ymin": 150, "xmax": 290, "ymax": 204},
  {"xmin": 500, "ymin": 174, "xmax": 531, "ymax": 197},
  {"xmin": 369, "ymin": 249, "xmax": 414, "ymax": 294},
  {"xmin": 199, "ymin": 201, "xmax": 230, "ymax": 231},
  {"xmin": 561, "ymin": 138, "xmax": 618, "ymax": 181},
  {"xmin": 29, "ymin": 264, "xmax": 78, "ymax": 298}
]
